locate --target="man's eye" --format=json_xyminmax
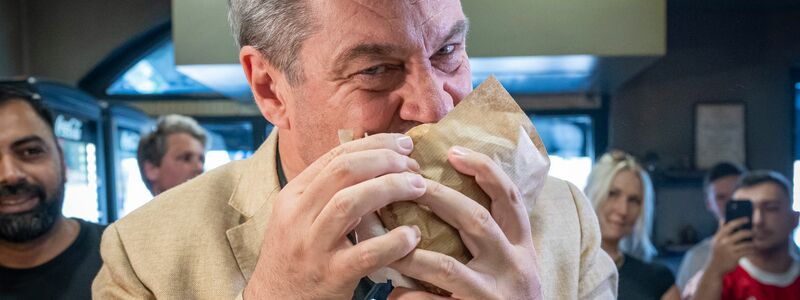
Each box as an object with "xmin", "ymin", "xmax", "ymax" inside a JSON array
[
  {"xmin": 437, "ymin": 44, "xmax": 457, "ymax": 55},
  {"xmin": 359, "ymin": 65, "xmax": 388, "ymax": 76},
  {"xmin": 351, "ymin": 64, "xmax": 403, "ymax": 91},
  {"xmin": 21, "ymin": 147, "xmax": 45, "ymax": 158},
  {"xmin": 432, "ymin": 44, "xmax": 463, "ymax": 73}
]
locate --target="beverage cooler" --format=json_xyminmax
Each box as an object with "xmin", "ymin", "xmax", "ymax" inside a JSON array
[
  {"xmin": 104, "ymin": 103, "xmax": 153, "ymax": 221},
  {"xmin": 3, "ymin": 78, "xmax": 109, "ymax": 224}
]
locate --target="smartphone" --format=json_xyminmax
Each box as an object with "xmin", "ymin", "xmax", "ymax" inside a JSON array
[{"xmin": 725, "ymin": 199, "xmax": 753, "ymax": 235}]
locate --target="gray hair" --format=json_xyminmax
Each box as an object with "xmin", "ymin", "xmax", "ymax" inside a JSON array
[
  {"xmin": 137, "ymin": 114, "xmax": 207, "ymax": 192},
  {"xmin": 227, "ymin": 0, "xmax": 316, "ymax": 85}
]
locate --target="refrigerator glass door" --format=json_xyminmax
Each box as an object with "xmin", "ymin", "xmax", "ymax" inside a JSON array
[
  {"xmin": 116, "ymin": 127, "xmax": 152, "ymax": 218},
  {"xmin": 56, "ymin": 114, "xmax": 101, "ymax": 222}
]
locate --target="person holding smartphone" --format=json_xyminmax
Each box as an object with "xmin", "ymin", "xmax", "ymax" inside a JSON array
[
  {"xmin": 676, "ymin": 162, "xmax": 745, "ymax": 291},
  {"xmin": 686, "ymin": 170, "xmax": 800, "ymax": 299}
]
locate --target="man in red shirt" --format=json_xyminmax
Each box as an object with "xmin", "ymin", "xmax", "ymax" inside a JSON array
[{"xmin": 689, "ymin": 170, "xmax": 800, "ymax": 300}]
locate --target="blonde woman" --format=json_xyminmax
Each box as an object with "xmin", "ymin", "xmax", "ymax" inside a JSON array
[{"xmin": 585, "ymin": 150, "xmax": 679, "ymax": 300}]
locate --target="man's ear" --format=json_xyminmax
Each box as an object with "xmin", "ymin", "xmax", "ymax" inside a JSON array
[
  {"xmin": 143, "ymin": 161, "xmax": 160, "ymax": 183},
  {"xmin": 239, "ymin": 46, "xmax": 290, "ymax": 129}
]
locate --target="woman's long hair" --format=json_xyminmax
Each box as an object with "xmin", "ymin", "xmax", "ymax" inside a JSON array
[{"xmin": 584, "ymin": 150, "xmax": 657, "ymax": 262}]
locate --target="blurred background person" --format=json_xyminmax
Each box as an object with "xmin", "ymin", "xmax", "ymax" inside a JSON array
[
  {"xmin": 585, "ymin": 150, "xmax": 679, "ymax": 300},
  {"xmin": 137, "ymin": 114, "xmax": 206, "ymax": 196},
  {"xmin": 0, "ymin": 86, "xmax": 105, "ymax": 299},
  {"xmin": 676, "ymin": 162, "xmax": 745, "ymax": 291},
  {"xmin": 687, "ymin": 170, "xmax": 800, "ymax": 299}
]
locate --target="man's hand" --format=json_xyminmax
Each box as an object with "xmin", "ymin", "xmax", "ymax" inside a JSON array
[
  {"xmin": 390, "ymin": 146, "xmax": 543, "ymax": 300},
  {"xmin": 244, "ymin": 134, "xmax": 426, "ymax": 299},
  {"xmin": 706, "ymin": 218, "xmax": 755, "ymax": 277},
  {"xmin": 689, "ymin": 218, "xmax": 754, "ymax": 300}
]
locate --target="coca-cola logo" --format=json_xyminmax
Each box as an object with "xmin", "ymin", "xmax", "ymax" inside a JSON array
[
  {"xmin": 54, "ymin": 114, "xmax": 83, "ymax": 141},
  {"xmin": 119, "ymin": 129, "xmax": 140, "ymax": 153}
]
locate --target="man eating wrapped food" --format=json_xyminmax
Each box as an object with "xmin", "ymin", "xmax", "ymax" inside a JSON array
[{"xmin": 92, "ymin": 1, "xmax": 618, "ymax": 299}]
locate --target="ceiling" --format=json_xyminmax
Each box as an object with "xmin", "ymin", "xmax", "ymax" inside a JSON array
[{"xmin": 669, "ymin": 0, "xmax": 800, "ymax": 11}]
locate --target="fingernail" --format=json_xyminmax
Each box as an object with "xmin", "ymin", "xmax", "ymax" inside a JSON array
[
  {"xmin": 451, "ymin": 146, "xmax": 470, "ymax": 156},
  {"xmin": 407, "ymin": 158, "xmax": 421, "ymax": 172},
  {"xmin": 412, "ymin": 225, "xmax": 421, "ymax": 241},
  {"xmin": 397, "ymin": 136, "xmax": 413, "ymax": 152},
  {"xmin": 406, "ymin": 173, "xmax": 425, "ymax": 189}
]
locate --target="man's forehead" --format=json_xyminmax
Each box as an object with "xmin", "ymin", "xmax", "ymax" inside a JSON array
[
  {"xmin": 165, "ymin": 132, "xmax": 204, "ymax": 153},
  {"xmin": 734, "ymin": 183, "xmax": 790, "ymax": 202},
  {"xmin": 315, "ymin": 1, "xmax": 466, "ymax": 57},
  {"xmin": 342, "ymin": 0, "xmax": 457, "ymax": 19},
  {"xmin": 713, "ymin": 175, "xmax": 739, "ymax": 185},
  {"xmin": 317, "ymin": 0, "xmax": 464, "ymax": 33},
  {"xmin": 0, "ymin": 100, "xmax": 54, "ymax": 145},
  {"xmin": 711, "ymin": 177, "xmax": 737, "ymax": 193}
]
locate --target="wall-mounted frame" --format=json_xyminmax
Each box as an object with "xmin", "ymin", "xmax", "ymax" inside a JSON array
[{"xmin": 694, "ymin": 102, "xmax": 746, "ymax": 170}]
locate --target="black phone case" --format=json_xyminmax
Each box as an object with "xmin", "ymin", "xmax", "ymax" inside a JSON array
[{"xmin": 725, "ymin": 200, "xmax": 753, "ymax": 232}]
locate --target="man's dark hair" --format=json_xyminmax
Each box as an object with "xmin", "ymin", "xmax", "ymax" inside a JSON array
[
  {"xmin": 0, "ymin": 84, "xmax": 55, "ymax": 133},
  {"xmin": 704, "ymin": 162, "xmax": 746, "ymax": 190},
  {"xmin": 735, "ymin": 170, "xmax": 793, "ymax": 202}
]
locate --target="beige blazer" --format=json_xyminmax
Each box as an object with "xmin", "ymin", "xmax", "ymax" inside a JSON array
[{"xmin": 93, "ymin": 131, "xmax": 617, "ymax": 299}]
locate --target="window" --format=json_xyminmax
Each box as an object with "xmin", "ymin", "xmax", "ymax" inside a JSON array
[
  {"xmin": 470, "ymin": 56, "xmax": 596, "ymax": 94},
  {"xmin": 529, "ymin": 114, "xmax": 595, "ymax": 190},
  {"xmin": 106, "ymin": 40, "xmax": 218, "ymax": 97},
  {"xmin": 79, "ymin": 21, "xmax": 224, "ymax": 100}
]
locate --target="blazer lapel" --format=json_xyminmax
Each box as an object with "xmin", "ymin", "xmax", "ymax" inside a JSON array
[{"xmin": 225, "ymin": 130, "xmax": 281, "ymax": 281}]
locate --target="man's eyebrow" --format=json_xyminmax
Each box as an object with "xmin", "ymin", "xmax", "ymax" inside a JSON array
[
  {"xmin": 332, "ymin": 43, "xmax": 401, "ymax": 74},
  {"xmin": 330, "ymin": 19, "xmax": 469, "ymax": 75},
  {"xmin": 443, "ymin": 19, "xmax": 469, "ymax": 43},
  {"xmin": 11, "ymin": 135, "xmax": 47, "ymax": 148}
]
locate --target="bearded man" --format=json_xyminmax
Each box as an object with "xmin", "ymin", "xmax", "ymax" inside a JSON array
[{"xmin": 0, "ymin": 85, "xmax": 105, "ymax": 300}]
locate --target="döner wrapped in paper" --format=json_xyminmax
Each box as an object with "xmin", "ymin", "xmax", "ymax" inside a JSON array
[{"xmin": 340, "ymin": 76, "xmax": 551, "ymax": 295}]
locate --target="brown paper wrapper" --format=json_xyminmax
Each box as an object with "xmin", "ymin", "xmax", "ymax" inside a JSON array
[{"xmin": 341, "ymin": 76, "xmax": 551, "ymax": 295}]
